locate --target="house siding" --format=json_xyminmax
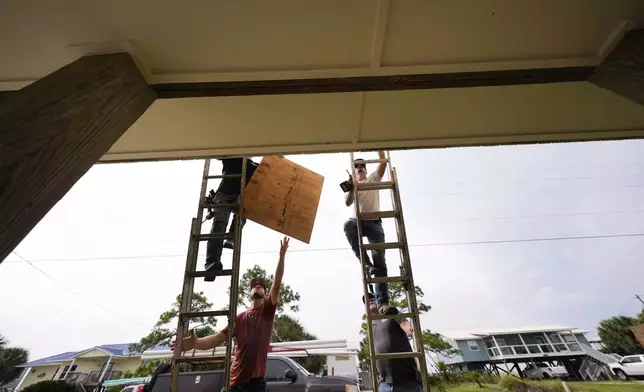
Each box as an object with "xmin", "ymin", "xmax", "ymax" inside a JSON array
[
  {"xmin": 19, "ymin": 365, "xmax": 60, "ymax": 389},
  {"xmin": 18, "ymin": 357, "xmax": 142, "ymax": 390},
  {"xmin": 455, "ymin": 339, "xmax": 490, "ymax": 362}
]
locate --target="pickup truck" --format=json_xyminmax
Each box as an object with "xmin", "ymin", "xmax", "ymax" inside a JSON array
[
  {"xmin": 148, "ymin": 356, "xmax": 359, "ymax": 392},
  {"xmin": 609, "ymin": 354, "xmax": 644, "ymax": 380}
]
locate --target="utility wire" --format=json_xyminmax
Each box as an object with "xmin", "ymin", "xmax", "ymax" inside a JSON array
[
  {"xmin": 11, "ymin": 251, "xmax": 149, "ymax": 328},
  {"xmin": 5, "ymin": 231, "xmax": 644, "ymax": 264}
]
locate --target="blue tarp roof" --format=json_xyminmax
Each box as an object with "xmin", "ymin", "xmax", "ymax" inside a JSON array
[{"xmin": 20, "ymin": 344, "xmax": 169, "ymax": 367}]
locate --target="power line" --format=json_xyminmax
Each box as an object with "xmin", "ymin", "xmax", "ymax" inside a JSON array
[
  {"xmin": 408, "ymin": 182, "xmax": 644, "ymax": 199},
  {"xmin": 428, "ymin": 208, "xmax": 644, "ymax": 224},
  {"xmin": 5, "ymin": 231, "xmax": 644, "ymax": 264},
  {"xmin": 10, "ymin": 251, "xmax": 149, "ymax": 328}
]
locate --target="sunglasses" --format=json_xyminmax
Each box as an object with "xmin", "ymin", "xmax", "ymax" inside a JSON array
[{"xmin": 355, "ymin": 164, "xmax": 366, "ymax": 169}]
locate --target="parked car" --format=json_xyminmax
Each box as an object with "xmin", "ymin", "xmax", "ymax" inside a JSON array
[
  {"xmin": 118, "ymin": 385, "xmax": 145, "ymax": 392},
  {"xmin": 609, "ymin": 354, "xmax": 644, "ymax": 380},
  {"xmin": 523, "ymin": 362, "xmax": 569, "ymax": 379},
  {"xmin": 149, "ymin": 356, "xmax": 358, "ymax": 392}
]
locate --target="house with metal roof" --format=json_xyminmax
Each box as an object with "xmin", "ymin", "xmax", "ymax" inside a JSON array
[
  {"xmin": 435, "ymin": 325, "xmax": 620, "ymax": 381},
  {"xmin": 12, "ymin": 343, "xmax": 167, "ymax": 391}
]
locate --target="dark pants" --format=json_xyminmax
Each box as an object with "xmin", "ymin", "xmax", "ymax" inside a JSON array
[
  {"xmin": 205, "ymin": 192, "xmax": 246, "ymax": 266},
  {"xmin": 229, "ymin": 378, "xmax": 266, "ymax": 392},
  {"xmin": 344, "ymin": 218, "xmax": 389, "ymax": 307}
]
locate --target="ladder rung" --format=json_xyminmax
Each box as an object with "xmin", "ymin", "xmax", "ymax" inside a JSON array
[
  {"xmin": 202, "ymin": 203, "xmax": 236, "ymax": 210},
  {"xmin": 356, "ymin": 159, "xmax": 388, "ymax": 164},
  {"xmin": 206, "ymin": 174, "xmax": 242, "ymax": 180},
  {"xmin": 186, "ymin": 269, "xmax": 233, "ymax": 278},
  {"xmin": 358, "ymin": 210, "xmax": 399, "ymax": 220},
  {"xmin": 374, "ymin": 352, "xmax": 422, "ymax": 360},
  {"xmin": 176, "ymin": 356, "xmax": 225, "ymax": 364},
  {"xmin": 357, "ymin": 181, "xmax": 395, "ymax": 191},
  {"xmin": 371, "ymin": 312, "xmax": 414, "ymax": 320},
  {"xmin": 181, "ymin": 310, "xmax": 229, "ymax": 319},
  {"xmin": 366, "ymin": 276, "xmax": 409, "ymax": 284},
  {"xmin": 195, "ymin": 233, "xmax": 234, "ymax": 241},
  {"xmin": 363, "ymin": 242, "xmax": 404, "ymax": 251}
]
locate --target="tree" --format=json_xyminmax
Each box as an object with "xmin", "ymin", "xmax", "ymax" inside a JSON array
[
  {"xmin": 0, "ymin": 334, "xmax": 29, "ymax": 385},
  {"xmin": 598, "ymin": 311, "xmax": 644, "ymax": 356},
  {"xmin": 357, "ymin": 283, "xmax": 458, "ymax": 371},
  {"xmin": 130, "ymin": 292, "xmax": 218, "ymax": 353},
  {"xmin": 122, "ymin": 360, "xmax": 162, "ymax": 378},
  {"xmin": 235, "ymin": 266, "xmax": 324, "ymax": 372},
  {"xmin": 232, "ymin": 265, "xmax": 300, "ymax": 313}
]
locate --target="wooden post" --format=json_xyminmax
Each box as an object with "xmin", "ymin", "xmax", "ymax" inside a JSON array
[
  {"xmin": 589, "ymin": 29, "xmax": 644, "ymax": 106},
  {"xmin": 0, "ymin": 53, "xmax": 156, "ymax": 262}
]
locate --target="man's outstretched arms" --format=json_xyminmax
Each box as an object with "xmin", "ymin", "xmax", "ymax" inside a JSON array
[{"xmin": 171, "ymin": 329, "xmax": 228, "ymax": 352}]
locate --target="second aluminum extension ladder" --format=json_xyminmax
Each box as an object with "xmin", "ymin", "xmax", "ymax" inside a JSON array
[
  {"xmin": 349, "ymin": 151, "xmax": 429, "ymax": 392},
  {"xmin": 170, "ymin": 158, "xmax": 249, "ymax": 392}
]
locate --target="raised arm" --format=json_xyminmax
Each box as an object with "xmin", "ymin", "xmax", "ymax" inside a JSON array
[
  {"xmin": 269, "ymin": 237, "xmax": 289, "ymax": 305},
  {"xmin": 376, "ymin": 151, "xmax": 387, "ymax": 179}
]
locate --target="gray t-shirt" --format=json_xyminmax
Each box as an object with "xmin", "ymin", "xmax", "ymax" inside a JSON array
[{"xmin": 372, "ymin": 318, "xmax": 419, "ymax": 386}]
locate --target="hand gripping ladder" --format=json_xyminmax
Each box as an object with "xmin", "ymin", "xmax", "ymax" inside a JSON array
[
  {"xmin": 349, "ymin": 151, "xmax": 429, "ymax": 392},
  {"xmin": 170, "ymin": 158, "xmax": 248, "ymax": 392}
]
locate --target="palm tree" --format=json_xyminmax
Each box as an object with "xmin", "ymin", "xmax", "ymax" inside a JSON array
[{"xmin": 0, "ymin": 334, "xmax": 29, "ymax": 385}]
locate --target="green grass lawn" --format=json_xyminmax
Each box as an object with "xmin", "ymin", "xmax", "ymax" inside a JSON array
[{"xmin": 446, "ymin": 381, "xmax": 644, "ymax": 392}]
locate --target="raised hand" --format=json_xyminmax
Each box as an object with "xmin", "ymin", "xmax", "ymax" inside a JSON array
[{"xmin": 280, "ymin": 236, "xmax": 290, "ymax": 259}]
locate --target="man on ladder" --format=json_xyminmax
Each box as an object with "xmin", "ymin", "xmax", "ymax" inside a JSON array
[
  {"xmin": 173, "ymin": 236, "xmax": 290, "ymax": 392},
  {"xmin": 343, "ymin": 150, "xmax": 390, "ymax": 314},
  {"xmin": 364, "ymin": 293, "xmax": 423, "ymax": 392},
  {"xmin": 347, "ymin": 151, "xmax": 431, "ymax": 392},
  {"xmin": 204, "ymin": 157, "xmax": 259, "ymax": 281}
]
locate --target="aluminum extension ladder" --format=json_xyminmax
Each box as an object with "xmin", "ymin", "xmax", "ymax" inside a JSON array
[
  {"xmin": 170, "ymin": 158, "xmax": 249, "ymax": 392},
  {"xmin": 349, "ymin": 151, "xmax": 429, "ymax": 392}
]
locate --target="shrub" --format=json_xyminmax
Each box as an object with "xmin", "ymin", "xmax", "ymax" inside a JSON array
[
  {"xmin": 21, "ymin": 380, "xmax": 82, "ymax": 392},
  {"xmin": 426, "ymin": 374, "xmax": 447, "ymax": 392},
  {"xmin": 498, "ymin": 375, "xmax": 567, "ymax": 392}
]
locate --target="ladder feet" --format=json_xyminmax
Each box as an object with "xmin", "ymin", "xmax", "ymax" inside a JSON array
[{"xmin": 203, "ymin": 262, "xmax": 223, "ymax": 282}]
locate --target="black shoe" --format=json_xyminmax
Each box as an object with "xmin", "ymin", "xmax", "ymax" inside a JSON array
[
  {"xmin": 223, "ymin": 239, "xmax": 234, "ymax": 249},
  {"xmin": 364, "ymin": 264, "xmax": 378, "ymax": 276},
  {"xmin": 204, "ymin": 262, "xmax": 223, "ymax": 282},
  {"xmin": 378, "ymin": 304, "xmax": 391, "ymax": 315}
]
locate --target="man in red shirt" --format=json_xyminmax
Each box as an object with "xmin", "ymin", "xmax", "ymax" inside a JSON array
[{"xmin": 172, "ymin": 236, "xmax": 290, "ymax": 392}]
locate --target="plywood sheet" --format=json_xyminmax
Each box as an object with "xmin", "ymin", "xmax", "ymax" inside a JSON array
[
  {"xmin": 242, "ymin": 156, "xmax": 324, "ymax": 243},
  {"xmin": 631, "ymin": 324, "xmax": 644, "ymax": 347}
]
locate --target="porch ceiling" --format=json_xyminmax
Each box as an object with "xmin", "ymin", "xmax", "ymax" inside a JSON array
[{"xmin": 1, "ymin": 1, "xmax": 643, "ymax": 161}]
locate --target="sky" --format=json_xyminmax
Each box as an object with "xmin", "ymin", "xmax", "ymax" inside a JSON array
[{"xmin": 2, "ymin": 140, "xmax": 644, "ymax": 361}]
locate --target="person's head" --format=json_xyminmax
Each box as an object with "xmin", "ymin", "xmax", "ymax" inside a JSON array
[
  {"xmin": 354, "ymin": 158, "xmax": 367, "ymax": 181},
  {"xmin": 362, "ymin": 293, "xmax": 377, "ymax": 313},
  {"xmin": 250, "ymin": 277, "xmax": 267, "ymax": 302}
]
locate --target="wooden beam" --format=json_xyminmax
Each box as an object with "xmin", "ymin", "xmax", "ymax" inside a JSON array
[
  {"xmin": 0, "ymin": 53, "xmax": 156, "ymax": 262},
  {"xmin": 589, "ymin": 29, "xmax": 644, "ymax": 106},
  {"xmin": 151, "ymin": 66, "xmax": 592, "ymax": 98}
]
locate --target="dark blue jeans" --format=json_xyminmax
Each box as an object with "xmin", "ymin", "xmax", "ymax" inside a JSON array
[
  {"xmin": 344, "ymin": 218, "xmax": 389, "ymax": 307},
  {"xmin": 229, "ymin": 377, "xmax": 266, "ymax": 392},
  {"xmin": 205, "ymin": 192, "xmax": 245, "ymax": 266}
]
